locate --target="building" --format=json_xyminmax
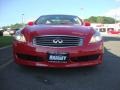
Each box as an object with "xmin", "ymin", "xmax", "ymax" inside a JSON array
[{"xmin": 91, "ymin": 23, "xmax": 120, "ymax": 34}]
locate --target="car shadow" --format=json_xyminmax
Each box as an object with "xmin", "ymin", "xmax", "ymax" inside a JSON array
[{"xmin": 14, "ymin": 36, "xmax": 120, "ymax": 86}]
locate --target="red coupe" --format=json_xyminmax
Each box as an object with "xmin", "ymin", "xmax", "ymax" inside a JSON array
[{"xmin": 13, "ymin": 15, "xmax": 104, "ymax": 68}]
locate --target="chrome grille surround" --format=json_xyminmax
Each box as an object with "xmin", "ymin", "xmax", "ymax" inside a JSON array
[{"xmin": 33, "ymin": 35, "xmax": 83, "ymax": 47}]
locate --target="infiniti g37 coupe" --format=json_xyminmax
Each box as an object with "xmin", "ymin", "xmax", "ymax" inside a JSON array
[{"xmin": 13, "ymin": 15, "xmax": 104, "ymax": 68}]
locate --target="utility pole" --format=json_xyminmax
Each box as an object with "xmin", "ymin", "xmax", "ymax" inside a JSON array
[
  {"xmin": 21, "ymin": 13, "xmax": 25, "ymax": 27},
  {"xmin": 21, "ymin": 14, "xmax": 24, "ymax": 24},
  {"xmin": 115, "ymin": 14, "xmax": 119, "ymax": 31},
  {"xmin": 80, "ymin": 8, "xmax": 84, "ymax": 22}
]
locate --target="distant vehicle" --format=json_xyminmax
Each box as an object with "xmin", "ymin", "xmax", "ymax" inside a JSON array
[
  {"xmin": 92, "ymin": 23, "xmax": 120, "ymax": 34},
  {"xmin": 9, "ymin": 30, "xmax": 15, "ymax": 35},
  {"xmin": 13, "ymin": 15, "xmax": 104, "ymax": 68},
  {"xmin": 0, "ymin": 30, "xmax": 3, "ymax": 36},
  {"xmin": 2, "ymin": 30, "xmax": 15, "ymax": 36},
  {"xmin": 3, "ymin": 30, "xmax": 10, "ymax": 36},
  {"xmin": 108, "ymin": 30, "xmax": 120, "ymax": 34}
]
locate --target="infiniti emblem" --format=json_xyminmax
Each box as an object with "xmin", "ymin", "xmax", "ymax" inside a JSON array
[{"xmin": 53, "ymin": 39, "xmax": 63, "ymax": 44}]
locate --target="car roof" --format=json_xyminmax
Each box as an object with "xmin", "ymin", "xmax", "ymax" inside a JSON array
[{"xmin": 40, "ymin": 14, "xmax": 78, "ymax": 17}]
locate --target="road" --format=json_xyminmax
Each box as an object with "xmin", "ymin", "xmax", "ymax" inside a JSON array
[{"xmin": 0, "ymin": 36, "xmax": 120, "ymax": 90}]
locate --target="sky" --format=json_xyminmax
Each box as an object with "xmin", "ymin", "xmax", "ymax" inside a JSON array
[{"xmin": 0, "ymin": 0, "xmax": 120, "ymax": 27}]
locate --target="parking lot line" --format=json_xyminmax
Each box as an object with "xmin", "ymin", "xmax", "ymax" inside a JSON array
[
  {"xmin": 0, "ymin": 59, "xmax": 13, "ymax": 70},
  {"xmin": 0, "ymin": 45, "xmax": 11, "ymax": 50}
]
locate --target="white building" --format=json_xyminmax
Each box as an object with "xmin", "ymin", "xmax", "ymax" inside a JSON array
[{"xmin": 91, "ymin": 23, "xmax": 120, "ymax": 34}]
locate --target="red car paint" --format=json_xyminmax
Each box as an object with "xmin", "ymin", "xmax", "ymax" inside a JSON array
[
  {"xmin": 13, "ymin": 15, "xmax": 103, "ymax": 68},
  {"xmin": 108, "ymin": 30, "xmax": 120, "ymax": 34}
]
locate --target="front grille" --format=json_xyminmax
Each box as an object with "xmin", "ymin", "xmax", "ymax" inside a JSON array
[{"xmin": 33, "ymin": 35, "xmax": 83, "ymax": 47}]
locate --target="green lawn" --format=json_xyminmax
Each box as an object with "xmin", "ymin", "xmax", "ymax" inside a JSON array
[{"xmin": 0, "ymin": 36, "xmax": 13, "ymax": 48}]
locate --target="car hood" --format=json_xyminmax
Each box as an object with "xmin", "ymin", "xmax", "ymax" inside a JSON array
[{"xmin": 22, "ymin": 25, "xmax": 94, "ymax": 42}]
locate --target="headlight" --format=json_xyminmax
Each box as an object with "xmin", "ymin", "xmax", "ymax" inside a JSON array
[
  {"xmin": 89, "ymin": 31, "xmax": 102, "ymax": 43},
  {"xmin": 14, "ymin": 30, "xmax": 26, "ymax": 42}
]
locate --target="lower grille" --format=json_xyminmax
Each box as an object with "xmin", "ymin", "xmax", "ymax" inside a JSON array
[
  {"xmin": 33, "ymin": 35, "xmax": 83, "ymax": 47},
  {"xmin": 71, "ymin": 54, "xmax": 100, "ymax": 62},
  {"xmin": 16, "ymin": 53, "xmax": 43, "ymax": 62}
]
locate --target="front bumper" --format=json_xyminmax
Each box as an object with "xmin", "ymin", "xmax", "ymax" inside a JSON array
[{"xmin": 13, "ymin": 41, "xmax": 103, "ymax": 68}]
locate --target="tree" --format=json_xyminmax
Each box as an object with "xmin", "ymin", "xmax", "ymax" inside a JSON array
[
  {"xmin": 103, "ymin": 17, "xmax": 115, "ymax": 24},
  {"xmin": 85, "ymin": 16, "xmax": 116, "ymax": 24},
  {"xmin": 2, "ymin": 26, "xmax": 10, "ymax": 30},
  {"xmin": 97, "ymin": 16, "xmax": 103, "ymax": 23},
  {"xmin": 2, "ymin": 23, "xmax": 24, "ymax": 31},
  {"xmin": 87, "ymin": 16, "xmax": 97, "ymax": 23},
  {"xmin": 10, "ymin": 23, "xmax": 23, "ymax": 30}
]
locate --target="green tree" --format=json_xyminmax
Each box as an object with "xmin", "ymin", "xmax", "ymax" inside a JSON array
[
  {"xmin": 87, "ymin": 16, "xmax": 97, "ymax": 23},
  {"xmin": 86, "ymin": 16, "xmax": 116, "ymax": 24},
  {"xmin": 97, "ymin": 16, "xmax": 103, "ymax": 23},
  {"xmin": 102, "ymin": 17, "xmax": 115, "ymax": 24},
  {"xmin": 2, "ymin": 26, "xmax": 10, "ymax": 30},
  {"xmin": 10, "ymin": 23, "xmax": 23, "ymax": 30}
]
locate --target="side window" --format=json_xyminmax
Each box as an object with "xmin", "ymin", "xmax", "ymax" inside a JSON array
[
  {"xmin": 99, "ymin": 28, "xmax": 106, "ymax": 32},
  {"xmin": 107, "ymin": 28, "xmax": 114, "ymax": 32}
]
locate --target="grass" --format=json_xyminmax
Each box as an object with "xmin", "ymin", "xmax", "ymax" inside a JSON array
[{"xmin": 0, "ymin": 36, "xmax": 13, "ymax": 48}]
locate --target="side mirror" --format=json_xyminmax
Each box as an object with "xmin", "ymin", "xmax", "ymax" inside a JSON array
[
  {"xmin": 28, "ymin": 21, "xmax": 34, "ymax": 26},
  {"xmin": 84, "ymin": 21, "xmax": 91, "ymax": 26}
]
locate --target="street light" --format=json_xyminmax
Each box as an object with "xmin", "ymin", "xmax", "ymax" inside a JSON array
[
  {"xmin": 80, "ymin": 8, "xmax": 84, "ymax": 21},
  {"xmin": 21, "ymin": 14, "xmax": 24, "ymax": 24}
]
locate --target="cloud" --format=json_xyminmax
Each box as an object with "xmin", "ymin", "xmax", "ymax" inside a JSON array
[{"xmin": 104, "ymin": 7, "xmax": 120, "ymax": 20}]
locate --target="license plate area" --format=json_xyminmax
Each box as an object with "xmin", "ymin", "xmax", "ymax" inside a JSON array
[{"xmin": 48, "ymin": 53, "xmax": 68, "ymax": 62}]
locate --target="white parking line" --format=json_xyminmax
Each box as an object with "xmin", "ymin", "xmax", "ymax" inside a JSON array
[
  {"xmin": 0, "ymin": 45, "xmax": 11, "ymax": 50},
  {"xmin": 0, "ymin": 59, "xmax": 13, "ymax": 70}
]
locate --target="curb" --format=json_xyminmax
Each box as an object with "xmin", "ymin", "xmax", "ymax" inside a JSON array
[{"xmin": 0, "ymin": 45, "xmax": 11, "ymax": 50}]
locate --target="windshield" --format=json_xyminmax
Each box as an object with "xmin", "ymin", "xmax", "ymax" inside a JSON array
[{"xmin": 35, "ymin": 15, "xmax": 83, "ymax": 25}]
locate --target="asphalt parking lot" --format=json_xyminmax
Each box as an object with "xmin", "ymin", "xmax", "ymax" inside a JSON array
[{"xmin": 0, "ymin": 36, "xmax": 120, "ymax": 90}]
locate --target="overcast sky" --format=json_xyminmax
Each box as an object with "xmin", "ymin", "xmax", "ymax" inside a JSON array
[{"xmin": 0, "ymin": 0, "xmax": 120, "ymax": 27}]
